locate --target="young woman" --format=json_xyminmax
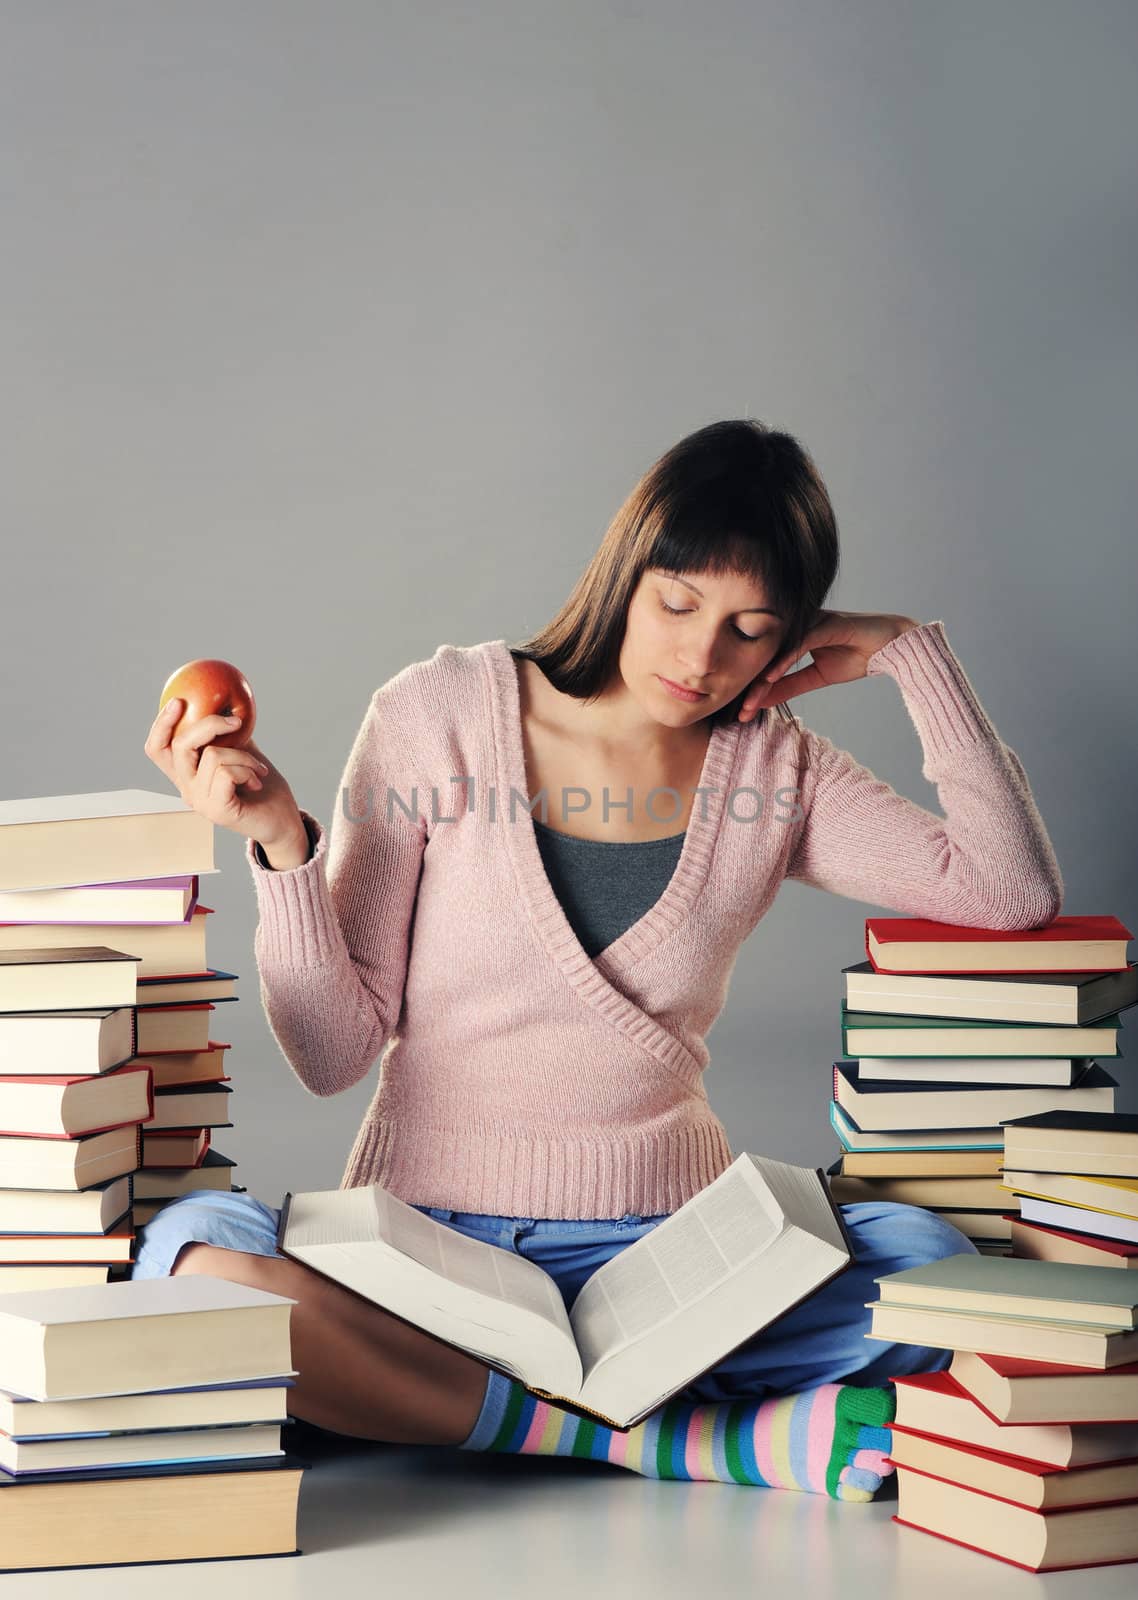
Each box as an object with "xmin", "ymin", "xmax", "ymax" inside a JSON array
[{"xmin": 138, "ymin": 419, "xmax": 1063, "ymax": 1501}]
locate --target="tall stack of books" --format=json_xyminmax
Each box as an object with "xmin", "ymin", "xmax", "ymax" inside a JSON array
[
  {"xmin": 0, "ymin": 1275, "xmax": 305, "ymax": 1572},
  {"xmin": 827, "ymin": 915, "xmax": 1137, "ymax": 1254},
  {"xmin": 0, "ymin": 790, "xmax": 240, "ymax": 1279},
  {"xmin": 865, "ymin": 1253, "xmax": 1138, "ymax": 1572},
  {"xmin": 999, "ymin": 1110, "xmax": 1138, "ymax": 1268}
]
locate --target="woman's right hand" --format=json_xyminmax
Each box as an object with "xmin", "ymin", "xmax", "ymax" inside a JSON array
[{"xmin": 143, "ymin": 699, "xmax": 305, "ymax": 849}]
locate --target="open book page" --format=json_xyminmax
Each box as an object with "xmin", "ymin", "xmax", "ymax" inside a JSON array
[
  {"xmin": 569, "ymin": 1159, "xmax": 782, "ymax": 1372},
  {"xmin": 570, "ymin": 1156, "xmax": 850, "ymax": 1425},
  {"xmin": 279, "ymin": 1186, "xmax": 583, "ymax": 1394},
  {"xmin": 374, "ymin": 1190, "xmax": 569, "ymax": 1329}
]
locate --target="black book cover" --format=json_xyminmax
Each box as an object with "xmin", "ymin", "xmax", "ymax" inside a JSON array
[
  {"xmin": 835, "ymin": 1060, "xmax": 1116, "ymax": 1096},
  {"xmin": 0, "ymin": 1448, "xmax": 309, "ymax": 1488},
  {"xmin": 1001, "ymin": 1109, "xmax": 1138, "ymax": 1136}
]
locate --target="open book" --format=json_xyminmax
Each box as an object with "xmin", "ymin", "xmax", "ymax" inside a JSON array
[{"xmin": 277, "ymin": 1152, "xmax": 853, "ymax": 1430}]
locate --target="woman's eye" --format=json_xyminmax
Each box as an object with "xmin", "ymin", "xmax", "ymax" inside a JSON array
[{"xmin": 658, "ymin": 597, "xmax": 761, "ymax": 643}]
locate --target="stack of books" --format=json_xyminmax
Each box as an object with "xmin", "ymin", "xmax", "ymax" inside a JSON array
[
  {"xmin": 865, "ymin": 1253, "xmax": 1138, "ymax": 1571},
  {"xmin": 0, "ymin": 790, "xmax": 240, "ymax": 1276},
  {"xmin": 826, "ymin": 915, "xmax": 1137, "ymax": 1254},
  {"xmin": 999, "ymin": 1110, "xmax": 1138, "ymax": 1268},
  {"xmin": 0, "ymin": 1275, "xmax": 305, "ymax": 1572}
]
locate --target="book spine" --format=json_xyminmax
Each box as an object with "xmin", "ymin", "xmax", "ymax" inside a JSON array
[
  {"xmin": 817, "ymin": 1165, "xmax": 858, "ymax": 1258},
  {"xmin": 274, "ymin": 1195, "xmax": 294, "ymax": 1254},
  {"xmin": 526, "ymin": 1387, "xmax": 627, "ymax": 1430}
]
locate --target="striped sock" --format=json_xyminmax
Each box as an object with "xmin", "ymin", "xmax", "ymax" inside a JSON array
[{"xmin": 458, "ymin": 1370, "xmax": 895, "ymax": 1500}]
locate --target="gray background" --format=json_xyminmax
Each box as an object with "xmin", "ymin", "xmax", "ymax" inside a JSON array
[{"xmin": 3, "ymin": 0, "xmax": 1135, "ymax": 1213}]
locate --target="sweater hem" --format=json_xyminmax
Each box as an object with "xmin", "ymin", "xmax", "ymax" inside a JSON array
[{"xmin": 339, "ymin": 1115, "xmax": 736, "ymax": 1220}]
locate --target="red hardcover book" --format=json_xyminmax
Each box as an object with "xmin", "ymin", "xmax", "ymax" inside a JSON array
[
  {"xmin": 134, "ymin": 1002, "xmax": 214, "ymax": 1014},
  {"xmin": 137, "ymin": 966, "xmax": 234, "ymax": 988},
  {"xmin": 864, "ymin": 914, "xmax": 1132, "ymax": 974},
  {"xmin": 130, "ymin": 1040, "xmax": 231, "ymax": 1062},
  {"xmin": 0, "ymin": 1223, "xmax": 135, "ymax": 1265},
  {"xmin": 141, "ymin": 1126, "xmax": 212, "ymax": 1168},
  {"xmin": 0, "ymin": 1063, "xmax": 153, "ymax": 1138},
  {"xmin": 891, "ymin": 1370, "xmax": 1138, "ymax": 1476},
  {"xmin": 138, "ymin": 972, "xmax": 217, "ymax": 982},
  {"xmin": 893, "ymin": 1468, "xmax": 1138, "ymax": 1573},
  {"xmin": 949, "ymin": 1348, "xmax": 1138, "ymax": 1425},
  {"xmin": 1006, "ymin": 1212, "xmax": 1138, "ymax": 1261},
  {"xmin": 887, "ymin": 1423, "xmax": 1138, "ymax": 1507}
]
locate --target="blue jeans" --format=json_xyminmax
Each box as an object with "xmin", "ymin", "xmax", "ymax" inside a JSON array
[{"xmin": 131, "ymin": 1188, "xmax": 973, "ymax": 1403}]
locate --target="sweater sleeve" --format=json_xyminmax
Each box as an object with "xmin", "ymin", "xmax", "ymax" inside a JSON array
[
  {"xmin": 784, "ymin": 620, "xmax": 1064, "ymax": 930},
  {"xmin": 243, "ymin": 679, "xmax": 429, "ymax": 1097}
]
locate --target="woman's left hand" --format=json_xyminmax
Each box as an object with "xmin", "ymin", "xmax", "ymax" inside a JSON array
[{"xmin": 738, "ymin": 610, "xmax": 921, "ymax": 721}]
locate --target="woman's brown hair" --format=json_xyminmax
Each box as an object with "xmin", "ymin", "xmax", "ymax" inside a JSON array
[{"xmin": 510, "ymin": 418, "xmax": 840, "ymax": 729}]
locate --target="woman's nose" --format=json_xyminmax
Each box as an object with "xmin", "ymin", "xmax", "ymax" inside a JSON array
[{"xmin": 678, "ymin": 638, "xmax": 718, "ymax": 674}]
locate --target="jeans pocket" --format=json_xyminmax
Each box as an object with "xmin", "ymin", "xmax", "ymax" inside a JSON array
[{"xmin": 422, "ymin": 1205, "xmax": 457, "ymax": 1223}]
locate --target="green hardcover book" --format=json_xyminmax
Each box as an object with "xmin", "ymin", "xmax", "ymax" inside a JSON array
[
  {"xmin": 874, "ymin": 1253, "xmax": 1138, "ymax": 1329},
  {"xmin": 840, "ymin": 1005, "xmax": 1122, "ymax": 1059}
]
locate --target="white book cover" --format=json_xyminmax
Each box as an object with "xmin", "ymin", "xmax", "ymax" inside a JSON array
[
  {"xmin": 0, "ymin": 791, "xmax": 196, "ymax": 826},
  {"xmin": 0, "ymin": 791, "xmax": 216, "ymax": 893}
]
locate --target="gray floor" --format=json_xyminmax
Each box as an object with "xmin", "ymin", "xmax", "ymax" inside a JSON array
[{"xmin": 4, "ymin": 1428, "xmax": 1135, "ymax": 1598}]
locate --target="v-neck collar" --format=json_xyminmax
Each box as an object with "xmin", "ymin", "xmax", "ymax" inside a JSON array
[{"xmin": 482, "ymin": 638, "xmax": 744, "ymax": 1086}]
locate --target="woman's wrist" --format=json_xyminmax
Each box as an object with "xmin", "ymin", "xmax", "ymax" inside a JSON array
[
  {"xmin": 886, "ymin": 616, "xmax": 922, "ymax": 640},
  {"xmin": 256, "ymin": 816, "xmax": 314, "ymax": 871}
]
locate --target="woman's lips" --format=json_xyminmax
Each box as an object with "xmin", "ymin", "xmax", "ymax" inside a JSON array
[{"xmin": 658, "ymin": 675, "xmax": 709, "ymax": 702}]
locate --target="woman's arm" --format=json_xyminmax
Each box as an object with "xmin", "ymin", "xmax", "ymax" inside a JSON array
[
  {"xmin": 785, "ymin": 620, "xmax": 1064, "ymax": 929},
  {"xmin": 243, "ymin": 677, "xmax": 430, "ymax": 1096}
]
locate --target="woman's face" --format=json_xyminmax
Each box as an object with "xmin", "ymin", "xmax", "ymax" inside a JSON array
[{"xmin": 619, "ymin": 566, "xmax": 786, "ymax": 725}]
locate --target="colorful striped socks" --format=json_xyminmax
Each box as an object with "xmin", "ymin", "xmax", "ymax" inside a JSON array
[{"xmin": 458, "ymin": 1368, "xmax": 896, "ymax": 1500}]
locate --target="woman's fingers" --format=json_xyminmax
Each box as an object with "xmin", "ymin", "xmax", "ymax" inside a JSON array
[
  {"xmin": 146, "ymin": 698, "xmax": 182, "ymax": 747},
  {"xmin": 142, "ymin": 697, "xmax": 293, "ymax": 843},
  {"xmin": 170, "ymin": 713, "xmax": 245, "ymax": 789},
  {"xmin": 737, "ymin": 680, "xmax": 768, "ymax": 722},
  {"xmin": 203, "ymin": 748, "xmax": 263, "ymax": 811},
  {"xmin": 764, "ymin": 660, "xmax": 824, "ymax": 701},
  {"xmin": 142, "ymin": 698, "xmax": 185, "ymax": 781}
]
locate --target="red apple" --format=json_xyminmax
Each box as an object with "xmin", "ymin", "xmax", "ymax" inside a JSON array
[{"xmin": 158, "ymin": 659, "xmax": 257, "ymax": 749}]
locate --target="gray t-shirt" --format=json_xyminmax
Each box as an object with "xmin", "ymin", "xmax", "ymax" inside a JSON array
[{"xmin": 532, "ymin": 815, "xmax": 685, "ymax": 959}]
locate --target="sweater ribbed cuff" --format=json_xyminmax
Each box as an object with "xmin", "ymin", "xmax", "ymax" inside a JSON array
[
  {"xmin": 865, "ymin": 619, "xmax": 1001, "ymax": 773},
  {"xmin": 244, "ymin": 810, "xmax": 347, "ymax": 967}
]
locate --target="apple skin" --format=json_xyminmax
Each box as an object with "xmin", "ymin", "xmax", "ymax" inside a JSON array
[{"xmin": 158, "ymin": 659, "xmax": 257, "ymax": 750}]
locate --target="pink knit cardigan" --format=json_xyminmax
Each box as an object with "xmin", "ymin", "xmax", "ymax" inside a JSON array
[{"xmin": 244, "ymin": 621, "xmax": 1063, "ymax": 1219}]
